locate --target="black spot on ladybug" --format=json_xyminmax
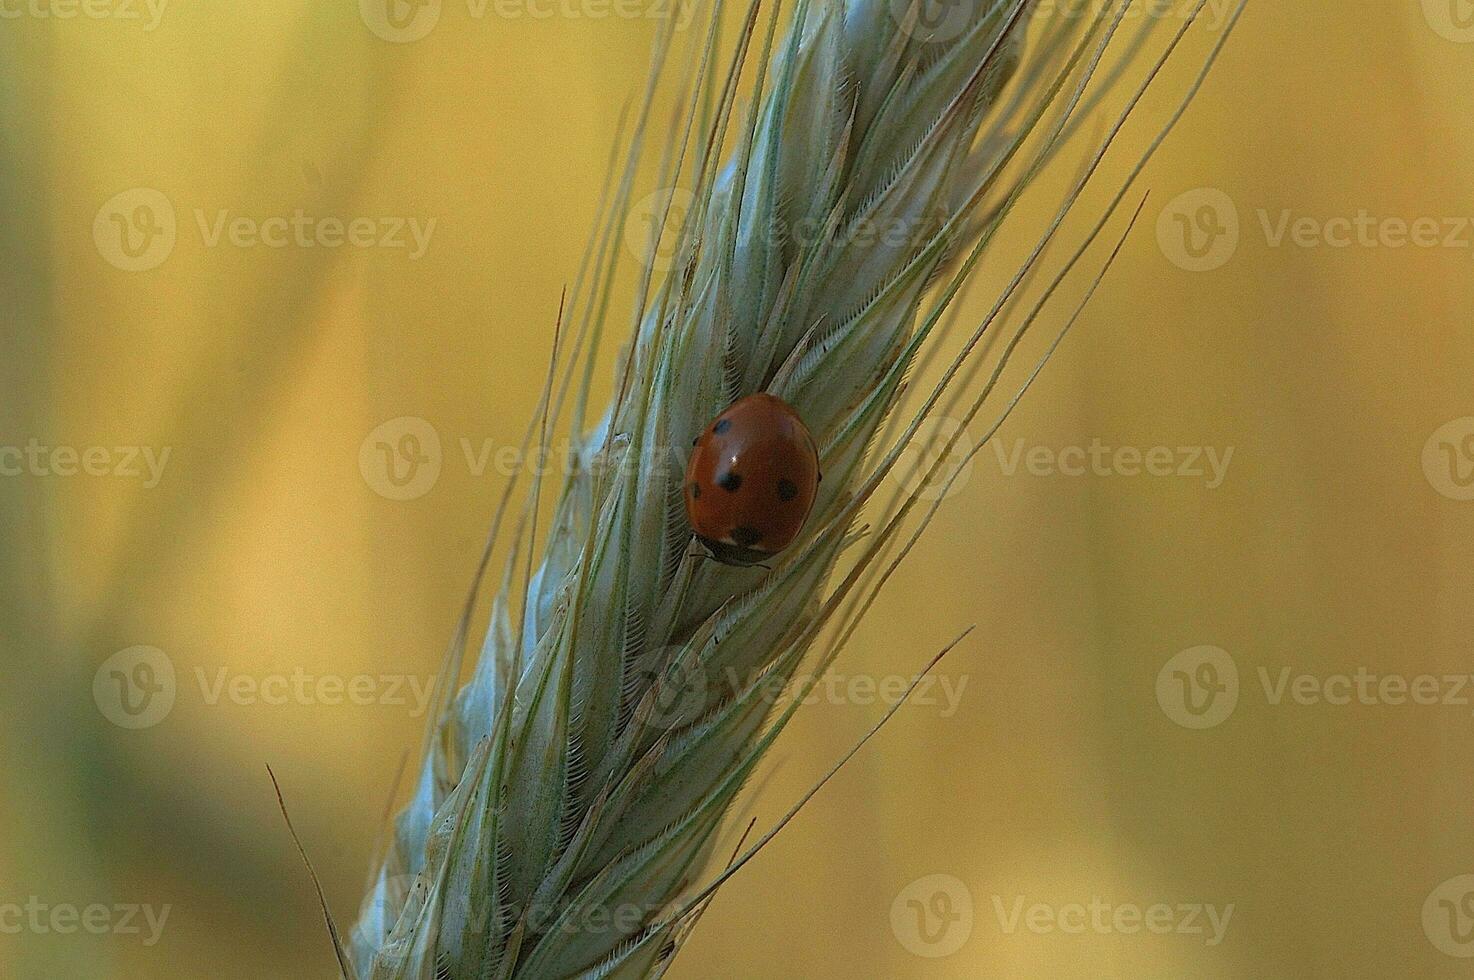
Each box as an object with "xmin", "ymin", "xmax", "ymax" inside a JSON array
[
  {"xmin": 731, "ymin": 526, "xmax": 763, "ymax": 547},
  {"xmin": 689, "ymin": 481, "xmax": 701, "ymax": 499},
  {"xmin": 777, "ymin": 478, "xmax": 798, "ymax": 502},
  {"xmin": 713, "ymin": 418, "xmax": 732, "ymax": 435},
  {"xmin": 718, "ymin": 471, "xmax": 743, "ymax": 492}
]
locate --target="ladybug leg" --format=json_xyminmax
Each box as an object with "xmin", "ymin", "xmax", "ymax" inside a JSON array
[{"xmin": 686, "ymin": 538, "xmax": 721, "ymax": 568}]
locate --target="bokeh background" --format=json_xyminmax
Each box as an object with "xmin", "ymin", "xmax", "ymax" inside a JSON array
[{"xmin": 4, "ymin": 1, "xmax": 1474, "ymax": 977}]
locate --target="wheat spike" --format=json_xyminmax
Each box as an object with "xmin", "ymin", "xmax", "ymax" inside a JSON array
[{"xmin": 344, "ymin": 2, "xmax": 1245, "ymax": 976}]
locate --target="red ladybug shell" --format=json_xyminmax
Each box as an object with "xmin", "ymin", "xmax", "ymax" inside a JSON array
[{"xmin": 684, "ymin": 393, "xmax": 821, "ymax": 566}]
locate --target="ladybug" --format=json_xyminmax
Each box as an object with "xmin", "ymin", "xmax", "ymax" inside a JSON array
[{"xmin": 684, "ymin": 393, "xmax": 822, "ymax": 567}]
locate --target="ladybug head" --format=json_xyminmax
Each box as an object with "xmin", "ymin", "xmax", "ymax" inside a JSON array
[{"xmin": 695, "ymin": 535, "xmax": 772, "ymax": 568}]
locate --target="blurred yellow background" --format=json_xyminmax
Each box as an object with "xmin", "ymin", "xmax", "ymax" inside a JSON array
[{"xmin": 3, "ymin": 2, "xmax": 1473, "ymax": 977}]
